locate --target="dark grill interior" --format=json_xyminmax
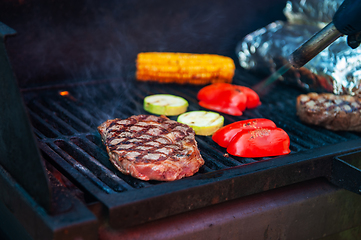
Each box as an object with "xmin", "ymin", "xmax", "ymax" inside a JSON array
[
  {"xmin": 21, "ymin": 67, "xmax": 361, "ymax": 228},
  {"xmin": 2, "ymin": 1, "xmax": 361, "ymax": 238}
]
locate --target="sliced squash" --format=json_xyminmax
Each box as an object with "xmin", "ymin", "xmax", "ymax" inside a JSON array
[
  {"xmin": 144, "ymin": 94, "xmax": 188, "ymax": 116},
  {"xmin": 177, "ymin": 111, "xmax": 224, "ymax": 136}
]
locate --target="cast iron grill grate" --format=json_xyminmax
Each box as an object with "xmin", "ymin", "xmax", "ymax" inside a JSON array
[{"xmin": 22, "ymin": 68, "xmax": 361, "ymax": 228}]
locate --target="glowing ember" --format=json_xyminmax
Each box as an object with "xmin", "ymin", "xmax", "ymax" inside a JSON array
[
  {"xmin": 59, "ymin": 91, "xmax": 70, "ymax": 96},
  {"xmin": 58, "ymin": 90, "xmax": 77, "ymax": 102}
]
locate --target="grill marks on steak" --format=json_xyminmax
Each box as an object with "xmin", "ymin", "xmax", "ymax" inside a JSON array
[
  {"xmin": 296, "ymin": 92, "xmax": 361, "ymax": 131},
  {"xmin": 97, "ymin": 115, "xmax": 205, "ymax": 181}
]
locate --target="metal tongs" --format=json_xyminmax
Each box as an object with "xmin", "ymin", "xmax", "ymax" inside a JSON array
[{"xmin": 254, "ymin": 0, "xmax": 361, "ymax": 92}]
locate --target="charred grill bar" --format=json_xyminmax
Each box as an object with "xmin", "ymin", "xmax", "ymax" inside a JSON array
[{"xmin": 1, "ymin": 1, "xmax": 361, "ymax": 239}]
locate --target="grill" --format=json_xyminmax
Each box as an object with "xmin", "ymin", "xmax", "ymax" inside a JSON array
[
  {"xmin": 2, "ymin": 1, "xmax": 361, "ymax": 239},
  {"xmin": 6, "ymin": 67, "xmax": 361, "ymax": 234}
]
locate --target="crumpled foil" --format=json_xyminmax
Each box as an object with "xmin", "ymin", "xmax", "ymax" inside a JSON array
[
  {"xmin": 236, "ymin": 0, "xmax": 361, "ymax": 96},
  {"xmin": 283, "ymin": 0, "xmax": 343, "ymax": 27}
]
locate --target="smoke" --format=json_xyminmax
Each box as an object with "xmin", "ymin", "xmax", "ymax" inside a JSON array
[
  {"xmin": 1, "ymin": 0, "xmax": 288, "ymax": 125},
  {"xmin": 2, "ymin": 0, "xmax": 286, "ymax": 89}
]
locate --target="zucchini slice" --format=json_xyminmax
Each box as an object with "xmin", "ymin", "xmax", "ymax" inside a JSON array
[
  {"xmin": 177, "ymin": 111, "xmax": 224, "ymax": 136},
  {"xmin": 144, "ymin": 94, "xmax": 189, "ymax": 116}
]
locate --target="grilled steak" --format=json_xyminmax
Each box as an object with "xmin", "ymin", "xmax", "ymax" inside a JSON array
[
  {"xmin": 296, "ymin": 92, "xmax": 361, "ymax": 131},
  {"xmin": 97, "ymin": 115, "xmax": 205, "ymax": 181}
]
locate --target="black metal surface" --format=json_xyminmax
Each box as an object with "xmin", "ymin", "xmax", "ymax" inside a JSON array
[
  {"xmin": 0, "ymin": 22, "xmax": 52, "ymax": 212},
  {"xmin": 0, "ymin": 161, "xmax": 98, "ymax": 240},
  {"xmin": 330, "ymin": 150, "xmax": 361, "ymax": 194},
  {"xmin": 99, "ymin": 178, "xmax": 361, "ymax": 240},
  {"xmin": 20, "ymin": 67, "xmax": 361, "ymax": 229}
]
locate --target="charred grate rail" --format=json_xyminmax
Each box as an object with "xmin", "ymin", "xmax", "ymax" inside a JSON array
[{"xmin": 22, "ymin": 68, "xmax": 361, "ymax": 228}]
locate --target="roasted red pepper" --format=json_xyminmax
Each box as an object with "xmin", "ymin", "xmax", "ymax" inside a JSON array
[
  {"xmin": 226, "ymin": 127, "xmax": 291, "ymax": 158},
  {"xmin": 212, "ymin": 118, "xmax": 276, "ymax": 148},
  {"xmin": 233, "ymin": 85, "xmax": 261, "ymax": 109},
  {"xmin": 197, "ymin": 83, "xmax": 260, "ymax": 116}
]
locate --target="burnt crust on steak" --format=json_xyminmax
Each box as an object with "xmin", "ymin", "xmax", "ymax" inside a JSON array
[
  {"xmin": 296, "ymin": 92, "xmax": 361, "ymax": 131},
  {"xmin": 97, "ymin": 115, "xmax": 205, "ymax": 181}
]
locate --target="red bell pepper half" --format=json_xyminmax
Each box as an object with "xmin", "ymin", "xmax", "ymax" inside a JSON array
[
  {"xmin": 197, "ymin": 83, "xmax": 261, "ymax": 116},
  {"xmin": 226, "ymin": 127, "xmax": 291, "ymax": 158},
  {"xmin": 212, "ymin": 118, "xmax": 277, "ymax": 148}
]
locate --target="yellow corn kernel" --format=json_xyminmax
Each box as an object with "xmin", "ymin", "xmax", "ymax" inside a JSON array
[{"xmin": 136, "ymin": 52, "xmax": 235, "ymax": 85}]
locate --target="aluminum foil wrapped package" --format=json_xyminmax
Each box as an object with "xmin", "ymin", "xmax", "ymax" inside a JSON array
[
  {"xmin": 236, "ymin": 0, "xmax": 361, "ymax": 96},
  {"xmin": 283, "ymin": 0, "xmax": 343, "ymax": 27}
]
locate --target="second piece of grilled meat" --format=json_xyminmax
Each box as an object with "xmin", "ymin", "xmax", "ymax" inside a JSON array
[{"xmin": 296, "ymin": 92, "xmax": 361, "ymax": 131}]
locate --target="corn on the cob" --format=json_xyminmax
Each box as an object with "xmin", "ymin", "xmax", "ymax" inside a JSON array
[{"xmin": 136, "ymin": 52, "xmax": 235, "ymax": 85}]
